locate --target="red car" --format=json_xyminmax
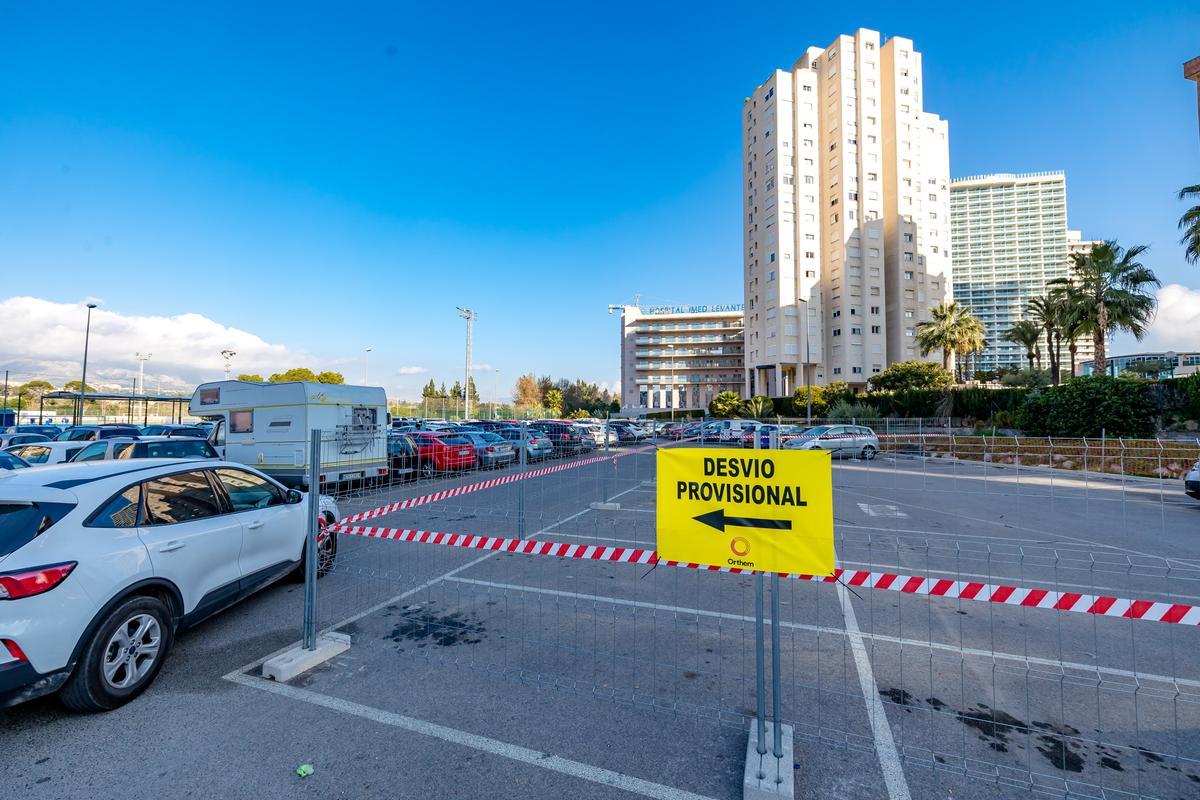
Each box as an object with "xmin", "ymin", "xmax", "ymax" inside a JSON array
[{"xmin": 410, "ymin": 431, "xmax": 477, "ymax": 477}]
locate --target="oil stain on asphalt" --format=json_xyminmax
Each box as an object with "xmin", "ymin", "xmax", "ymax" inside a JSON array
[
  {"xmin": 382, "ymin": 603, "xmax": 486, "ymax": 649},
  {"xmin": 878, "ymin": 687, "xmax": 1199, "ymax": 783}
]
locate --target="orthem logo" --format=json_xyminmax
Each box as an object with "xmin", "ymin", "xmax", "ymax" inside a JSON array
[{"xmin": 730, "ymin": 537, "xmax": 750, "ymax": 557}]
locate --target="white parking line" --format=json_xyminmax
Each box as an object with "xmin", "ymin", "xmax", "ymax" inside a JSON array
[
  {"xmin": 225, "ymin": 484, "xmax": 648, "ymax": 679},
  {"xmin": 226, "ymin": 672, "xmax": 720, "ymax": 800},
  {"xmin": 837, "ymin": 582, "xmax": 911, "ymax": 800},
  {"xmin": 442, "ymin": 576, "xmax": 1199, "ymax": 689}
]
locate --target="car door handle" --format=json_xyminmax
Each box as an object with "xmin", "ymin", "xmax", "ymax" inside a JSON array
[
  {"xmin": 159, "ymin": 540, "xmax": 186, "ymax": 553},
  {"xmin": 246, "ymin": 521, "xmax": 264, "ymax": 530}
]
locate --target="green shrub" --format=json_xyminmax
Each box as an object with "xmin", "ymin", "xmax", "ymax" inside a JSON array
[
  {"xmin": 1015, "ymin": 376, "xmax": 1155, "ymax": 438},
  {"xmin": 868, "ymin": 360, "xmax": 953, "ymax": 392},
  {"xmin": 826, "ymin": 399, "xmax": 880, "ymax": 421},
  {"xmin": 743, "ymin": 395, "xmax": 774, "ymax": 419},
  {"xmin": 708, "ymin": 391, "xmax": 743, "ymax": 418},
  {"xmin": 792, "ymin": 386, "xmax": 828, "ymax": 418}
]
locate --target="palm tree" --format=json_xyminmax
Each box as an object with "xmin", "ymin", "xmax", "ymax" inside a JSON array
[
  {"xmin": 1050, "ymin": 285, "xmax": 1093, "ymax": 379},
  {"xmin": 1026, "ymin": 295, "xmax": 1063, "ymax": 385},
  {"xmin": 915, "ymin": 302, "xmax": 986, "ymax": 379},
  {"xmin": 1003, "ymin": 320, "xmax": 1042, "ymax": 372},
  {"xmin": 1179, "ymin": 184, "xmax": 1200, "ymax": 266},
  {"xmin": 1050, "ymin": 240, "xmax": 1159, "ymax": 377}
]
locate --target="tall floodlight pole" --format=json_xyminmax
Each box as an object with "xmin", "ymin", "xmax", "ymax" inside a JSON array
[
  {"xmin": 493, "ymin": 368, "xmax": 500, "ymax": 419},
  {"xmin": 220, "ymin": 350, "xmax": 236, "ymax": 380},
  {"xmin": 456, "ymin": 307, "xmax": 477, "ymax": 419},
  {"xmin": 364, "ymin": 347, "xmax": 373, "ymax": 383},
  {"xmin": 78, "ymin": 303, "xmax": 98, "ymax": 425},
  {"xmin": 135, "ymin": 352, "xmax": 152, "ymax": 395}
]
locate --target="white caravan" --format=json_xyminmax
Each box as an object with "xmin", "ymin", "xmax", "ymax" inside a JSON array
[{"xmin": 189, "ymin": 380, "xmax": 388, "ymax": 488}]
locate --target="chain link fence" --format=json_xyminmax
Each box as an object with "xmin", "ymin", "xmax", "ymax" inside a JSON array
[{"xmin": 296, "ymin": 420, "xmax": 1200, "ymax": 799}]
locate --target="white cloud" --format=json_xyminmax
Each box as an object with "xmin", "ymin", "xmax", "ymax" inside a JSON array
[
  {"xmin": 0, "ymin": 296, "xmax": 305, "ymax": 391},
  {"xmin": 1139, "ymin": 284, "xmax": 1200, "ymax": 351},
  {"xmin": 396, "ymin": 365, "xmax": 428, "ymax": 375},
  {"xmin": 470, "ymin": 363, "xmax": 494, "ymax": 372}
]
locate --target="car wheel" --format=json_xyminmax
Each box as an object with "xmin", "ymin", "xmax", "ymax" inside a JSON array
[
  {"xmin": 861, "ymin": 445, "xmax": 877, "ymax": 460},
  {"xmin": 290, "ymin": 512, "xmax": 337, "ymax": 581},
  {"xmin": 60, "ymin": 595, "xmax": 174, "ymax": 712},
  {"xmin": 420, "ymin": 459, "xmax": 437, "ymax": 479}
]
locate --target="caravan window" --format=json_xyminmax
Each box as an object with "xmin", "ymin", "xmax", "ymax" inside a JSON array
[
  {"xmin": 352, "ymin": 407, "xmax": 377, "ymax": 428},
  {"xmin": 230, "ymin": 410, "xmax": 253, "ymax": 434}
]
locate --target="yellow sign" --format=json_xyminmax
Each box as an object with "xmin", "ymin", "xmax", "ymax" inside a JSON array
[{"xmin": 656, "ymin": 448, "xmax": 834, "ymax": 575}]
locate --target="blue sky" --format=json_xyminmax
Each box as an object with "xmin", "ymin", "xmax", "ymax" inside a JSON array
[{"xmin": 2, "ymin": 1, "xmax": 1198, "ymax": 399}]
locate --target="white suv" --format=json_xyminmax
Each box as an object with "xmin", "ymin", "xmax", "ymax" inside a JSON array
[{"xmin": 0, "ymin": 459, "xmax": 338, "ymax": 711}]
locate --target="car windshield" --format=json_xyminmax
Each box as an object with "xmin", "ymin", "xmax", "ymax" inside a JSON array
[
  {"xmin": 800, "ymin": 427, "xmax": 830, "ymax": 436},
  {"xmin": 481, "ymin": 433, "xmax": 504, "ymax": 443},
  {"xmin": 438, "ymin": 435, "xmax": 471, "ymax": 446},
  {"xmin": 0, "ymin": 501, "xmax": 76, "ymax": 560},
  {"xmin": 0, "ymin": 452, "xmax": 30, "ymax": 470},
  {"xmin": 169, "ymin": 428, "xmax": 206, "ymax": 437}
]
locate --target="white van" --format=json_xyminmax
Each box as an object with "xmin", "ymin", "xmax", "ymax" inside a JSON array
[{"xmin": 189, "ymin": 380, "xmax": 388, "ymax": 488}]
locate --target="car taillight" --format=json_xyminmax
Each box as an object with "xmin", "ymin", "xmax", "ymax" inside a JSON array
[
  {"xmin": 486, "ymin": 446, "xmax": 495, "ymax": 453},
  {"xmin": 2, "ymin": 639, "xmax": 28, "ymax": 662},
  {"xmin": 0, "ymin": 562, "xmax": 77, "ymax": 600}
]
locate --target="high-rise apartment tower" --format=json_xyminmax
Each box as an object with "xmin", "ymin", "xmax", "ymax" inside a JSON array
[{"xmin": 743, "ymin": 28, "xmax": 952, "ymax": 395}]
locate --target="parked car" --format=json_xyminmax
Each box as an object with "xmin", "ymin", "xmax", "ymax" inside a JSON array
[
  {"xmin": 0, "ymin": 459, "xmax": 339, "ymax": 711},
  {"xmin": 737, "ymin": 423, "xmax": 807, "ymax": 448},
  {"xmin": 1186, "ymin": 459, "xmax": 1199, "ymax": 501},
  {"xmin": 0, "ymin": 433, "xmax": 51, "ymax": 449},
  {"xmin": 462, "ymin": 432, "xmax": 517, "ymax": 469},
  {"xmin": 56, "ymin": 425, "xmax": 142, "ymax": 442},
  {"xmin": 470, "ymin": 420, "xmax": 516, "ymax": 433},
  {"xmin": 409, "ymin": 432, "xmax": 477, "ymax": 478},
  {"xmin": 139, "ymin": 425, "xmax": 208, "ymax": 438},
  {"xmin": 782, "ymin": 425, "xmax": 879, "ymax": 459},
  {"xmin": 495, "ymin": 428, "xmax": 553, "ymax": 461},
  {"xmin": 386, "ymin": 434, "xmax": 420, "ymax": 482},
  {"xmin": 529, "ymin": 422, "xmax": 587, "ymax": 456},
  {"xmin": 4, "ymin": 425, "xmax": 63, "ymax": 439},
  {"xmin": 5, "ymin": 441, "xmax": 91, "ymax": 466},
  {"xmin": 0, "ymin": 452, "xmax": 31, "ymax": 470},
  {"xmin": 69, "ymin": 437, "xmax": 220, "ymax": 462}
]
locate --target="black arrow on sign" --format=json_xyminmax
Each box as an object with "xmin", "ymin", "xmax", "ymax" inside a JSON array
[{"xmin": 693, "ymin": 508, "xmax": 793, "ymax": 533}]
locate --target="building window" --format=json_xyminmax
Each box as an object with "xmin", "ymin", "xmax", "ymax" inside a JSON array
[
  {"xmin": 852, "ymin": 366, "xmax": 863, "ymax": 374},
  {"xmin": 870, "ymin": 306, "xmax": 879, "ymax": 314},
  {"xmin": 851, "ymin": 327, "xmax": 862, "ymax": 335},
  {"xmin": 871, "ymin": 325, "xmax": 881, "ymax": 334},
  {"xmin": 905, "ymin": 328, "xmax": 914, "ymax": 337},
  {"xmin": 833, "ymin": 367, "xmax": 842, "ymax": 375},
  {"xmin": 903, "ymin": 233, "xmax": 913, "ymax": 242},
  {"xmin": 832, "ymin": 328, "xmax": 841, "ymax": 336},
  {"xmin": 769, "ymin": 252, "xmax": 776, "ymax": 262}
]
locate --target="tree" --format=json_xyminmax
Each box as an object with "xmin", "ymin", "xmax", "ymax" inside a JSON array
[
  {"xmin": 1050, "ymin": 240, "xmax": 1159, "ymax": 377},
  {"xmin": 914, "ymin": 302, "xmax": 986, "ymax": 377},
  {"xmin": 1003, "ymin": 320, "xmax": 1042, "ymax": 372},
  {"xmin": 62, "ymin": 380, "xmax": 96, "ymax": 393},
  {"xmin": 544, "ymin": 388, "xmax": 563, "ymax": 416},
  {"xmin": 514, "ymin": 373, "xmax": 541, "ymax": 407},
  {"xmin": 421, "ymin": 379, "xmax": 438, "ymax": 399},
  {"xmin": 236, "ymin": 373, "xmax": 264, "ymax": 382},
  {"xmin": 708, "ymin": 391, "xmax": 743, "ymax": 418},
  {"xmin": 315, "ymin": 371, "xmax": 344, "ymax": 384},
  {"xmin": 466, "ymin": 376, "xmax": 480, "ymax": 406},
  {"xmin": 792, "ymin": 386, "xmax": 827, "ymax": 418},
  {"xmin": 1026, "ymin": 295, "xmax": 1063, "ymax": 386},
  {"xmin": 1051, "ymin": 285, "xmax": 1093, "ymax": 380},
  {"xmin": 1179, "ymin": 183, "xmax": 1200, "ymax": 266},
  {"xmin": 868, "ymin": 360, "xmax": 954, "ymax": 392},
  {"xmin": 743, "ymin": 395, "xmax": 774, "ymax": 419},
  {"xmin": 15, "ymin": 380, "xmax": 54, "ymax": 408}
]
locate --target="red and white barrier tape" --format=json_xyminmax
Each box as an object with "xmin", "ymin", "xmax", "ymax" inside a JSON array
[
  {"xmin": 336, "ymin": 438, "xmax": 678, "ymax": 526},
  {"xmin": 329, "ymin": 523, "xmax": 1200, "ymax": 626}
]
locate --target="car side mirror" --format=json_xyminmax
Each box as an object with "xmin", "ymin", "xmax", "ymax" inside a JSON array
[{"xmin": 286, "ymin": 489, "xmax": 304, "ymax": 504}]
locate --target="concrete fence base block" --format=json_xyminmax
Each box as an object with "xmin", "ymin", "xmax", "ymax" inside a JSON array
[
  {"xmin": 743, "ymin": 720, "xmax": 795, "ymax": 800},
  {"xmin": 589, "ymin": 501, "xmax": 621, "ymax": 511},
  {"xmin": 262, "ymin": 632, "xmax": 351, "ymax": 682}
]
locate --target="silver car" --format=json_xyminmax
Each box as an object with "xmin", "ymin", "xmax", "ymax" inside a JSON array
[
  {"xmin": 69, "ymin": 436, "xmax": 220, "ymax": 462},
  {"xmin": 497, "ymin": 428, "xmax": 553, "ymax": 460},
  {"xmin": 463, "ymin": 432, "xmax": 517, "ymax": 469},
  {"xmin": 782, "ymin": 424, "xmax": 879, "ymax": 459},
  {"xmin": 1186, "ymin": 459, "xmax": 1200, "ymax": 502}
]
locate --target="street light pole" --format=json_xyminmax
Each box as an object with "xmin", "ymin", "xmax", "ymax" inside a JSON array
[
  {"xmin": 668, "ymin": 343, "xmax": 675, "ymax": 423},
  {"xmin": 364, "ymin": 347, "xmax": 373, "ymax": 383},
  {"xmin": 493, "ymin": 368, "xmax": 500, "ymax": 419},
  {"xmin": 78, "ymin": 302, "xmax": 98, "ymax": 425},
  {"xmin": 456, "ymin": 307, "xmax": 477, "ymax": 419}
]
